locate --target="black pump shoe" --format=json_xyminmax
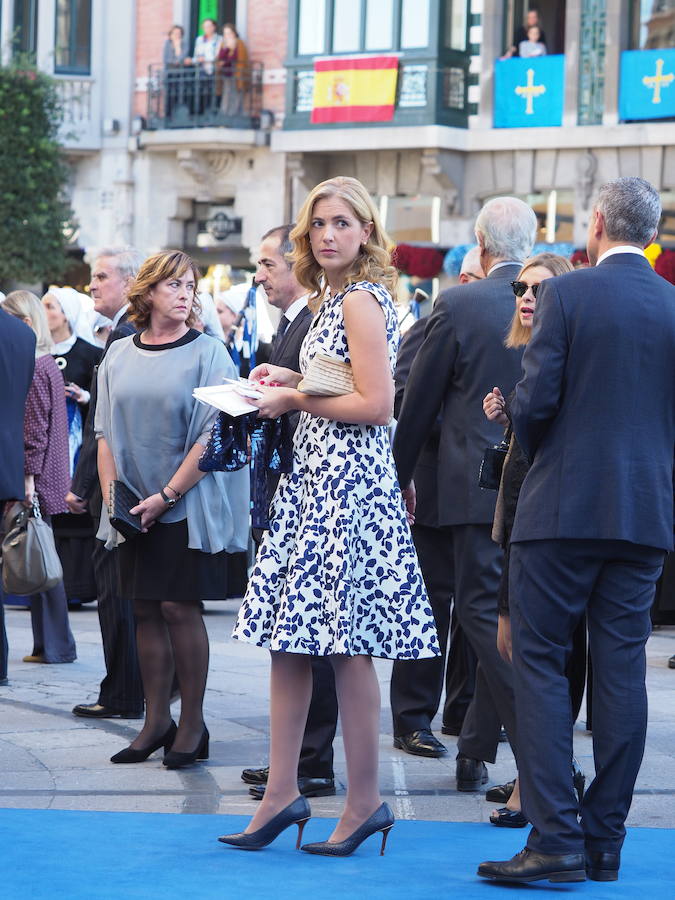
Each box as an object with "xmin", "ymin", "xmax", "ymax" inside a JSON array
[
  {"xmin": 218, "ymin": 796, "xmax": 311, "ymax": 850},
  {"xmin": 110, "ymin": 721, "xmax": 177, "ymax": 764},
  {"xmin": 163, "ymin": 726, "xmax": 209, "ymax": 769},
  {"xmin": 301, "ymin": 802, "xmax": 395, "ymax": 857}
]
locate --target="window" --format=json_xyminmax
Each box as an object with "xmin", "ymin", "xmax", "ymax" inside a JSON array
[
  {"xmin": 401, "ymin": 0, "xmax": 430, "ymax": 49},
  {"xmin": 365, "ymin": 0, "xmax": 393, "ymax": 50},
  {"xmin": 445, "ymin": 0, "xmax": 468, "ymax": 51},
  {"xmin": 13, "ymin": 0, "xmax": 38, "ymax": 56},
  {"xmin": 55, "ymin": 0, "xmax": 92, "ymax": 74},
  {"xmin": 631, "ymin": 0, "xmax": 675, "ymax": 49},
  {"xmin": 296, "ymin": 0, "xmax": 431, "ymax": 56},
  {"xmin": 333, "ymin": 0, "xmax": 362, "ymax": 52},
  {"xmin": 298, "ymin": 0, "xmax": 326, "ymax": 55}
]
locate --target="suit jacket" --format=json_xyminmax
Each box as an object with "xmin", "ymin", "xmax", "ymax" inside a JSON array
[
  {"xmin": 394, "ymin": 318, "xmax": 440, "ymax": 528},
  {"xmin": 510, "ymin": 253, "xmax": 675, "ymax": 550},
  {"xmin": 0, "ymin": 309, "xmax": 36, "ymax": 501},
  {"xmin": 393, "ymin": 264, "xmax": 524, "ymax": 526},
  {"xmin": 271, "ymin": 304, "xmax": 312, "ymax": 433},
  {"xmin": 71, "ymin": 312, "xmax": 136, "ymax": 504}
]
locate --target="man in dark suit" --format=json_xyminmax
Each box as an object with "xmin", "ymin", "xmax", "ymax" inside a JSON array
[
  {"xmin": 0, "ymin": 309, "xmax": 36, "ymax": 685},
  {"xmin": 390, "ymin": 269, "xmax": 485, "ymax": 756},
  {"xmin": 393, "ymin": 197, "xmax": 537, "ymax": 789},
  {"xmin": 68, "ymin": 247, "xmax": 145, "ymax": 719},
  {"xmin": 478, "ymin": 177, "xmax": 675, "ymax": 884},
  {"xmin": 240, "ymin": 225, "xmax": 338, "ymax": 801}
]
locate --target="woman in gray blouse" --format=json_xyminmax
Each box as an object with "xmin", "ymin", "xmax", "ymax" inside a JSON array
[{"xmin": 95, "ymin": 250, "xmax": 249, "ymax": 768}]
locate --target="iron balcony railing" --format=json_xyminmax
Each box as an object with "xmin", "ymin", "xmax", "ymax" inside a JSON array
[{"xmin": 146, "ymin": 61, "xmax": 263, "ymax": 130}]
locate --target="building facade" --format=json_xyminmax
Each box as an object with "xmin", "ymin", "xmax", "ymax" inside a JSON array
[{"xmin": 5, "ymin": 0, "xmax": 675, "ymax": 275}]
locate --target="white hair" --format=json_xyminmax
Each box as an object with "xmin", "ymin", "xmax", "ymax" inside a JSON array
[
  {"xmin": 474, "ymin": 197, "xmax": 537, "ymax": 263},
  {"xmin": 459, "ymin": 245, "xmax": 482, "ymax": 276},
  {"xmin": 94, "ymin": 246, "xmax": 143, "ymax": 281}
]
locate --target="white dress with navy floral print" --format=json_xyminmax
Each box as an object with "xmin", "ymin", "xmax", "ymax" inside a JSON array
[{"xmin": 232, "ymin": 281, "xmax": 440, "ymax": 659}]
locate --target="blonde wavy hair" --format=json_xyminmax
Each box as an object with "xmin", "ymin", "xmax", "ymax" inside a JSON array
[
  {"xmin": 3, "ymin": 290, "xmax": 54, "ymax": 357},
  {"xmin": 505, "ymin": 253, "xmax": 574, "ymax": 348},
  {"xmin": 290, "ymin": 176, "xmax": 397, "ymax": 311},
  {"xmin": 127, "ymin": 250, "xmax": 201, "ymax": 330}
]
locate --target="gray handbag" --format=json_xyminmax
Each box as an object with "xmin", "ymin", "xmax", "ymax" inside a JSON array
[{"xmin": 1, "ymin": 498, "xmax": 63, "ymax": 596}]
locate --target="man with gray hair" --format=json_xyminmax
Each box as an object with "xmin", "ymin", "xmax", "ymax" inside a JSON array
[
  {"xmin": 394, "ymin": 197, "xmax": 536, "ymax": 788},
  {"xmin": 68, "ymin": 246, "xmax": 146, "ymax": 720},
  {"xmin": 478, "ymin": 178, "xmax": 675, "ymax": 884}
]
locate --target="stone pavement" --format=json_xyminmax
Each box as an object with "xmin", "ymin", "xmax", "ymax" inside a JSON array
[{"xmin": 1, "ymin": 600, "xmax": 674, "ymax": 828}]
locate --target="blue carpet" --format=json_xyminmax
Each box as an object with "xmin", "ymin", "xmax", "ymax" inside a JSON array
[{"xmin": 0, "ymin": 809, "xmax": 671, "ymax": 899}]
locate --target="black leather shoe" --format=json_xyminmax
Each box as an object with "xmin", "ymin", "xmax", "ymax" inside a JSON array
[
  {"xmin": 249, "ymin": 776, "xmax": 336, "ymax": 800},
  {"xmin": 456, "ymin": 753, "xmax": 488, "ymax": 791},
  {"xmin": 72, "ymin": 703, "xmax": 143, "ymax": 719},
  {"xmin": 668, "ymin": 654, "xmax": 675, "ymax": 669},
  {"xmin": 0, "ymin": 677, "xmax": 8, "ymax": 686},
  {"xmin": 485, "ymin": 778, "xmax": 516, "ymax": 803},
  {"xmin": 393, "ymin": 729, "xmax": 447, "ymax": 757},
  {"xmin": 585, "ymin": 850, "xmax": 620, "ymax": 882},
  {"xmin": 241, "ymin": 766, "xmax": 269, "ymax": 785},
  {"xmin": 478, "ymin": 847, "xmax": 586, "ymax": 883},
  {"xmin": 489, "ymin": 807, "xmax": 528, "ymax": 828}
]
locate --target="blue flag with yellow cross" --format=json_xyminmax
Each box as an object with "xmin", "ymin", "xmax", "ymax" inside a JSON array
[
  {"xmin": 494, "ymin": 55, "xmax": 564, "ymax": 128},
  {"xmin": 620, "ymin": 49, "xmax": 675, "ymax": 121}
]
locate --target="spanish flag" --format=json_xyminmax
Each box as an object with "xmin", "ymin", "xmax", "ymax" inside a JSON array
[{"xmin": 311, "ymin": 55, "xmax": 399, "ymax": 124}]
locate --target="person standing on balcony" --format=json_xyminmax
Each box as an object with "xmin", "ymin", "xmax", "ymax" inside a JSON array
[
  {"xmin": 163, "ymin": 25, "xmax": 189, "ymax": 120},
  {"xmin": 519, "ymin": 25, "xmax": 547, "ymax": 59},
  {"xmin": 188, "ymin": 18, "xmax": 221, "ymax": 115},
  {"xmin": 501, "ymin": 8, "xmax": 547, "ymax": 59},
  {"xmin": 216, "ymin": 23, "xmax": 249, "ymax": 117}
]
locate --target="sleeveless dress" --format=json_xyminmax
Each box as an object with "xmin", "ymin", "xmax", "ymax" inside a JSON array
[{"xmin": 232, "ymin": 281, "xmax": 440, "ymax": 660}]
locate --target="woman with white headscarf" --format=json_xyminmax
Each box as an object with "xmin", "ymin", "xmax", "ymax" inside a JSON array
[{"xmin": 42, "ymin": 287, "xmax": 102, "ymax": 606}]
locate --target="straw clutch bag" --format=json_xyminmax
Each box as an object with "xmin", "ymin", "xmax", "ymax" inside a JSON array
[{"xmin": 297, "ymin": 354, "xmax": 355, "ymax": 396}]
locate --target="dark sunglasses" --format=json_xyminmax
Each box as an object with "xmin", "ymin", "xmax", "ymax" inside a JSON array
[{"xmin": 511, "ymin": 280, "xmax": 540, "ymax": 298}]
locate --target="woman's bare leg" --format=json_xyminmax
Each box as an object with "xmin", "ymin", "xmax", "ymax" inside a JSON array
[
  {"xmin": 328, "ymin": 654, "xmax": 382, "ymax": 842},
  {"xmin": 245, "ymin": 650, "xmax": 313, "ymax": 832}
]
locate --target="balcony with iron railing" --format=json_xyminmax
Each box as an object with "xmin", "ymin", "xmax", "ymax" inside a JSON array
[{"xmin": 145, "ymin": 62, "xmax": 264, "ymax": 131}]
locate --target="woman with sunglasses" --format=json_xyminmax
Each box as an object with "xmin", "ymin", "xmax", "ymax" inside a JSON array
[{"xmin": 483, "ymin": 253, "xmax": 587, "ymax": 828}]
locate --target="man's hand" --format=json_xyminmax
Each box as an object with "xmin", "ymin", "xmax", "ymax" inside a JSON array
[
  {"xmin": 65, "ymin": 491, "xmax": 88, "ymax": 515},
  {"xmin": 402, "ymin": 480, "xmax": 416, "ymax": 526},
  {"xmin": 483, "ymin": 386, "xmax": 509, "ymax": 426},
  {"xmin": 24, "ymin": 474, "xmax": 35, "ymax": 508},
  {"xmin": 497, "ymin": 613, "xmax": 512, "ymax": 663}
]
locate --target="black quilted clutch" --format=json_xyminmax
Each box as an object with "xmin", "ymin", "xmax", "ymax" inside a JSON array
[{"xmin": 108, "ymin": 480, "xmax": 142, "ymax": 539}]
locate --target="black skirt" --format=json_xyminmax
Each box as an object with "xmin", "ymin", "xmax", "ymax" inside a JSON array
[{"xmin": 118, "ymin": 519, "xmax": 231, "ymax": 603}]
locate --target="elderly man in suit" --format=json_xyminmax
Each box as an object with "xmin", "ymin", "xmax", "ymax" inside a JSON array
[
  {"xmin": 390, "ymin": 248, "xmax": 486, "ymax": 757},
  {"xmin": 393, "ymin": 197, "xmax": 536, "ymax": 789},
  {"xmin": 68, "ymin": 247, "xmax": 145, "ymax": 719},
  {"xmin": 241, "ymin": 225, "xmax": 338, "ymax": 801},
  {"xmin": 0, "ymin": 308, "xmax": 36, "ymax": 685},
  {"xmin": 478, "ymin": 177, "xmax": 675, "ymax": 884}
]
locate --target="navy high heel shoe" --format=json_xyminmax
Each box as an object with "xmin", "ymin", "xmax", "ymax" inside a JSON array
[
  {"xmin": 301, "ymin": 802, "xmax": 395, "ymax": 857},
  {"xmin": 163, "ymin": 726, "xmax": 209, "ymax": 769},
  {"xmin": 110, "ymin": 721, "xmax": 177, "ymax": 764},
  {"xmin": 218, "ymin": 796, "xmax": 311, "ymax": 850}
]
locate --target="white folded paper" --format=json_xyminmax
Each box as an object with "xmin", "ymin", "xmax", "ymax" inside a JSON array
[{"xmin": 192, "ymin": 381, "xmax": 262, "ymax": 417}]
